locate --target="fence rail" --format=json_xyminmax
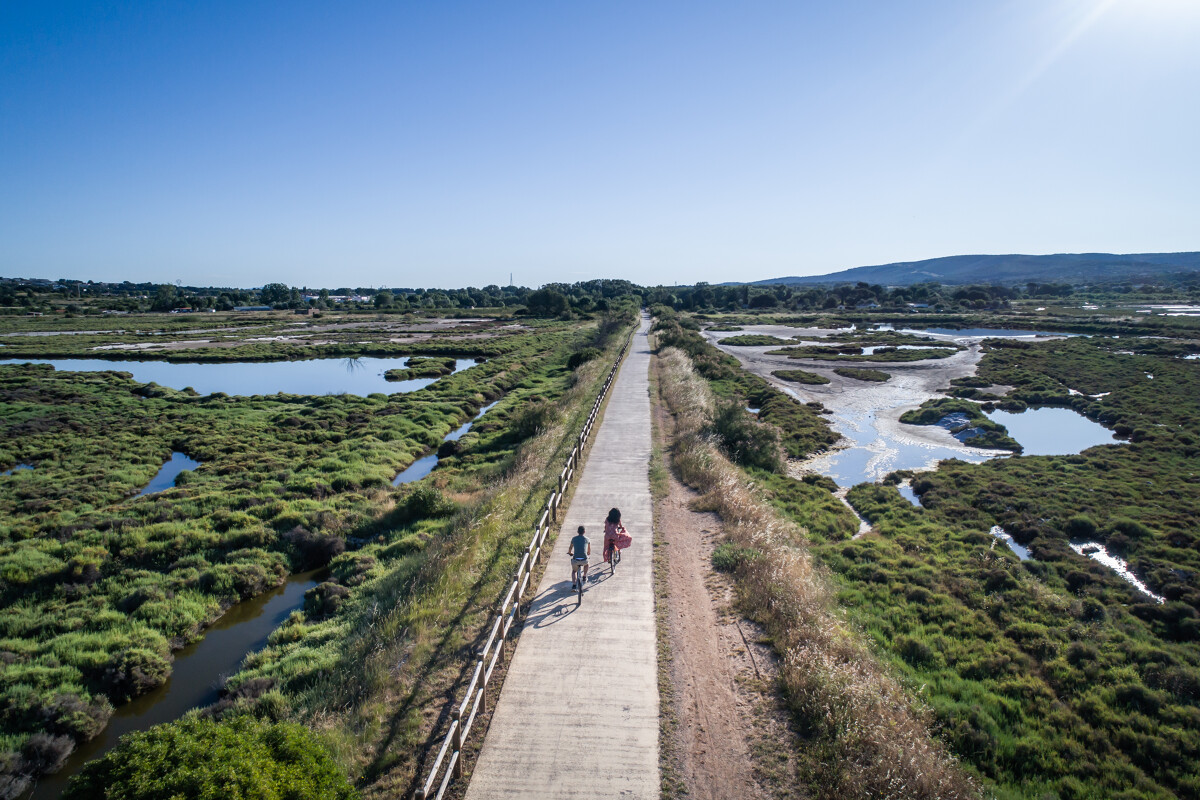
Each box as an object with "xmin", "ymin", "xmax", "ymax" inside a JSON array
[{"xmin": 412, "ymin": 335, "xmax": 631, "ymax": 800}]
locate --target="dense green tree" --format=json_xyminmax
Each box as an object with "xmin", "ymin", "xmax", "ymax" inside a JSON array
[{"xmin": 525, "ymin": 288, "xmax": 568, "ymax": 317}]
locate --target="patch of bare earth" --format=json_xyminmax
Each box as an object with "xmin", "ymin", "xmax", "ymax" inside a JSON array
[{"xmin": 654, "ymin": 402, "xmax": 804, "ymax": 800}]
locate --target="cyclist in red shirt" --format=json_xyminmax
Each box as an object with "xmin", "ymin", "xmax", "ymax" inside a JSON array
[{"xmin": 602, "ymin": 507, "xmax": 627, "ymax": 566}]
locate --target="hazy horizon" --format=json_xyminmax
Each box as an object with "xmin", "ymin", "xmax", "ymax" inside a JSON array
[{"xmin": 3, "ymin": 1, "xmax": 1198, "ymax": 288}]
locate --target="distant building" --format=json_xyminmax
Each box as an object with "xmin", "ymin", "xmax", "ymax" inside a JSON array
[{"xmin": 234, "ymin": 305, "xmax": 273, "ymax": 312}]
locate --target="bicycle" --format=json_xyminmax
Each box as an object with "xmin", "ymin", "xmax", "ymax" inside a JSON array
[
  {"xmin": 571, "ymin": 557, "xmax": 587, "ymax": 604},
  {"xmin": 608, "ymin": 541, "xmax": 621, "ymax": 572}
]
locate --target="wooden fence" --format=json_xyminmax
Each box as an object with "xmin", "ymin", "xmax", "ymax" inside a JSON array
[{"xmin": 412, "ymin": 336, "xmax": 631, "ymax": 800}]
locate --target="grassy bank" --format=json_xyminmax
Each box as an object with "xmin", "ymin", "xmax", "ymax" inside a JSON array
[{"xmin": 654, "ymin": 343, "xmax": 977, "ymax": 800}]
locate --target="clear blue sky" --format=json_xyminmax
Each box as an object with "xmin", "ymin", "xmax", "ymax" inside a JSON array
[{"xmin": 2, "ymin": 0, "xmax": 1197, "ymax": 288}]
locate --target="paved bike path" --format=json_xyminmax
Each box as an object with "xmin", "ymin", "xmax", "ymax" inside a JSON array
[{"xmin": 464, "ymin": 315, "xmax": 658, "ymax": 799}]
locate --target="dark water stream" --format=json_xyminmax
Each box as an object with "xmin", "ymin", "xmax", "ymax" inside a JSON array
[{"xmin": 28, "ymin": 571, "xmax": 320, "ymax": 800}]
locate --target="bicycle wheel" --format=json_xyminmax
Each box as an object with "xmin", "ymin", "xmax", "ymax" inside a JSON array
[
  {"xmin": 613, "ymin": 547, "xmax": 621, "ymax": 570},
  {"xmin": 577, "ymin": 572, "xmax": 583, "ymax": 604}
]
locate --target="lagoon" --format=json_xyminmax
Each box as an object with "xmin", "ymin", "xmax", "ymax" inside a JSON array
[
  {"xmin": 0, "ymin": 357, "xmax": 477, "ymax": 397},
  {"xmin": 985, "ymin": 407, "xmax": 1119, "ymax": 456}
]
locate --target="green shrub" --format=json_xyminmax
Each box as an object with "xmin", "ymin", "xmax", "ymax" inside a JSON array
[
  {"xmin": 711, "ymin": 403, "xmax": 785, "ymax": 473},
  {"xmin": 403, "ymin": 486, "xmax": 456, "ymax": 520},
  {"xmin": 833, "ymin": 367, "xmax": 890, "ymax": 382},
  {"xmin": 511, "ymin": 399, "xmax": 559, "ymax": 440},
  {"xmin": 567, "ymin": 347, "xmax": 600, "ymax": 370},
  {"xmin": 771, "ymin": 369, "xmax": 830, "ymax": 385},
  {"xmin": 1065, "ymin": 514, "xmax": 1099, "ymax": 539},
  {"xmin": 63, "ymin": 716, "xmax": 358, "ymax": 800},
  {"xmin": 711, "ymin": 542, "xmax": 761, "ymax": 573}
]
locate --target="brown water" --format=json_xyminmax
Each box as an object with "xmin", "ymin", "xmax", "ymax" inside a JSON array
[{"xmin": 28, "ymin": 570, "xmax": 319, "ymax": 799}]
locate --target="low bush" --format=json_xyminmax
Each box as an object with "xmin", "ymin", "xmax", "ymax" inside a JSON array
[
  {"xmin": 833, "ymin": 367, "xmax": 890, "ymax": 382},
  {"xmin": 62, "ymin": 716, "xmax": 357, "ymax": 800},
  {"xmin": 771, "ymin": 368, "xmax": 830, "ymax": 385},
  {"xmin": 711, "ymin": 403, "xmax": 785, "ymax": 473},
  {"xmin": 566, "ymin": 347, "xmax": 600, "ymax": 370},
  {"xmin": 711, "ymin": 542, "xmax": 761, "ymax": 573}
]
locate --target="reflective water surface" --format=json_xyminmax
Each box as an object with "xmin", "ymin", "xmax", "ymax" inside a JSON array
[
  {"xmin": 897, "ymin": 483, "xmax": 922, "ymax": 507},
  {"xmin": 808, "ymin": 407, "xmax": 994, "ymax": 488},
  {"xmin": 0, "ymin": 357, "xmax": 476, "ymax": 397},
  {"xmin": 1069, "ymin": 542, "xmax": 1165, "ymax": 603},
  {"xmin": 29, "ymin": 571, "xmax": 321, "ymax": 800},
  {"xmin": 989, "ymin": 525, "xmax": 1031, "ymax": 561},
  {"xmin": 137, "ymin": 452, "xmax": 201, "ymax": 496},
  {"xmin": 393, "ymin": 400, "xmax": 500, "ymax": 486},
  {"xmin": 985, "ymin": 407, "xmax": 1119, "ymax": 456}
]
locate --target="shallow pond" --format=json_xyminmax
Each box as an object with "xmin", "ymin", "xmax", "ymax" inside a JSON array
[
  {"xmin": 0, "ymin": 357, "xmax": 477, "ymax": 397},
  {"xmin": 985, "ymin": 407, "xmax": 1119, "ymax": 456},
  {"xmin": 988, "ymin": 525, "xmax": 1031, "ymax": 561},
  {"xmin": 29, "ymin": 571, "xmax": 320, "ymax": 800},
  {"xmin": 802, "ymin": 406, "xmax": 993, "ymax": 488},
  {"xmin": 393, "ymin": 400, "xmax": 499, "ymax": 486},
  {"xmin": 897, "ymin": 483, "xmax": 922, "ymax": 507},
  {"xmin": 137, "ymin": 452, "xmax": 201, "ymax": 497},
  {"xmin": 1, "ymin": 463, "xmax": 33, "ymax": 477},
  {"xmin": 1069, "ymin": 542, "xmax": 1164, "ymax": 603}
]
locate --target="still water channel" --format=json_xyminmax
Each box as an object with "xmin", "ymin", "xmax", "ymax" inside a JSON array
[
  {"xmin": 392, "ymin": 400, "xmax": 500, "ymax": 486},
  {"xmin": 0, "ymin": 357, "xmax": 477, "ymax": 397},
  {"xmin": 29, "ymin": 571, "xmax": 320, "ymax": 800}
]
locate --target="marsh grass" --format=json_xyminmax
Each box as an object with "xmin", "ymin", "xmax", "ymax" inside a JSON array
[
  {"xmin": 210, "ymin": 309, "xmax": 639, "ymax": 797},
  {"xmin": 0, "ymin": 309, "xmax": 639, "ymax": 791},
  {"xmin": 656, "ymin": 347, "xmax": 977, "ymax": 800}
]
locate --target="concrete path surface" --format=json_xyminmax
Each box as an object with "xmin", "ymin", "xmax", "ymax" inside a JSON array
[{"xmin": 464, "ymin": 314, "xmax": 659, "ymax": 799}]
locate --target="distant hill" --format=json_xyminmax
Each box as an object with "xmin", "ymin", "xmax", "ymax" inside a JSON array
[{"xmin": 740, "ymin": 252, "xmax": 1200, "ymax": 287}]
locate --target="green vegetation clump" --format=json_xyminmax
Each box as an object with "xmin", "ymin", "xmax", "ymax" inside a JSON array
[
  {"xmin": 832, "ymin": 367, "xmax": 889, "ymax": 382},
  {"xmin": 772, "ymin": 369, "xmax": 831, "ymax": 385},
  {"xmin": 384, "ymin": 356, "xmax": 458, "ymax": 381},
  {"xmin": 63, "ymin": 716, "xmax": 357, "ymax": 800},
  {"xmin": 716, "ymin": 334, "xmax": 794, "ymax": 346},
  {"xmin": 769, "ymin": 345, "xmax": 960, "ymax": 362},
  {"xmin": 710, "ymin": 403, "xmax": 785, "ymax": 473},
  {"xmin": 899, "ymin": 397, "xmax": 1022, "ymax": 451},
  {"xmin": 566, "ymin": 346, "xmax": 600, "ymax": 370},
  {"xmin": 710, "ymin": 542, "xmax": 761, "ymax": 572}
]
